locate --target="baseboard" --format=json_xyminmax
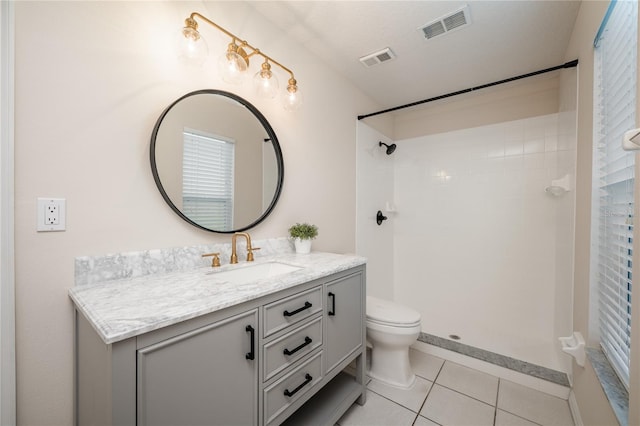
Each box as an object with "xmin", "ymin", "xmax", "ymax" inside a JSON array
[{"xmin": 568, "ymin": 390, "xmax": 583, "ymax": 426}]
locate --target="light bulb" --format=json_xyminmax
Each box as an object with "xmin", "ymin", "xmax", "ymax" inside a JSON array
[
  {"xmin": 253, "ymin": 61, "xmax": 279, "ymax": 99},
  {"xmin": 282, "ymin": 78, "xmax": 303, "ymax": 111},
  {"xmin": 177, "ymin": 20, "xmax": 208, "ymax": 66},
  {"xmin": 218, "ymin": 43, "xmax": 248, "ymax": 85}
]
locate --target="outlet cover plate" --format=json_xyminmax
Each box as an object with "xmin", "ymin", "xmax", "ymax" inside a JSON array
[{"xmin": 37, "ymin": 198, "xmax": 66, "ymax": 232}]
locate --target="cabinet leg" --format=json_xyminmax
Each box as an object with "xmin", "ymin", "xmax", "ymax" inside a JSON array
[{"xmin": 355, "ymin": 351, "xmax": 367, "ymax": 405}]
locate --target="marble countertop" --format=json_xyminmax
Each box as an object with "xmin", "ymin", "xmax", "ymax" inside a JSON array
[{"xmin": 69, "ymin": 252, "xmax": 366, "ymax": 345}]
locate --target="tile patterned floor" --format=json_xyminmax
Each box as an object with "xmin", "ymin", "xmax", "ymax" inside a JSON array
[{"xmin": 337, "ymin": 349, "xmax": 574, "ymax": 426}]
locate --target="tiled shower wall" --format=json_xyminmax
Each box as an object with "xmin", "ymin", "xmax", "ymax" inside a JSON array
[
  {"xmin": 357, "ymin": 106, "xmax": 577, "ymax": 374},
  {"xmin": 393, "ymin": 112, "xmax": 575, "ymax": 373}
]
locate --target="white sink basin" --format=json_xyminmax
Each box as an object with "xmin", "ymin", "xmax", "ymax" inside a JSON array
[{"xmin": 207, "ymin": 261, "xmax": 302, "ymax": 284}]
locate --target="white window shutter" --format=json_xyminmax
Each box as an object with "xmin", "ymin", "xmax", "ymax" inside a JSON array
[{"xmin": 591, "ymin": 0, "xmax": 637, "ymax": 387}]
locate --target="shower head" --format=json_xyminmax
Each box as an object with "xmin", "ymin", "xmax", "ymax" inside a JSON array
[{"xmin": 379, "ymin": 141, "xmax": 396, "ymax": 155}]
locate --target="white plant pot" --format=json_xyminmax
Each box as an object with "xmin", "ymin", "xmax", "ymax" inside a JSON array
[{"xmin": 294, "ymin": 238, "xmax": 312, "ymax": 254}]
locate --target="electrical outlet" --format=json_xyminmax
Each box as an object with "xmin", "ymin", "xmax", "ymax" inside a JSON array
[
  {"xmin": 37, "ymin": 198, "xmax": 66, "ymax": 232},
  {"xmin": 45, "ymin": 203, "xmax": 59, "ymax": 225}
]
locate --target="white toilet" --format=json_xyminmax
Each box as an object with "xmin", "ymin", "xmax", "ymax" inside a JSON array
[{"xmin": 366, "ymin": 296, "xmax": 422, "ymax": 388}]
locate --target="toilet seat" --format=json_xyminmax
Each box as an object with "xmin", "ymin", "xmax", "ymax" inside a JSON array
[
  {"xmin": 366, "ymin": 296, "xmax": 421, "ymax": 327},
  {"xmin": 367, "ymin": 317, "xmax": 421, "ymax": 328},
  {"xmin": 366, "ymin": 319, "xmax": 421, "ymax": 335}
]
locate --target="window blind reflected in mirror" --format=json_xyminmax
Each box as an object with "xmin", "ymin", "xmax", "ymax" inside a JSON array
[{"xmin": 182, "ymin": 129, "xmax": 235, "ymax": 230}]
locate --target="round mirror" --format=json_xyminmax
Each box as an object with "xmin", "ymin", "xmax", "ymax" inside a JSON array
[{"xmin": 150, "ymin": 89, "xmax": 284, "ymax": 233}]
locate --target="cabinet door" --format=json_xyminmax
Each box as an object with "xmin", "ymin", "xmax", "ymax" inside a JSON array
[
  {"xmin": 325, "ymin": 271, "xmax": 364, "ymax": 373},
  {"xmin": 137, "ymin": 309, "xmax": 258, "ymax": 426}
]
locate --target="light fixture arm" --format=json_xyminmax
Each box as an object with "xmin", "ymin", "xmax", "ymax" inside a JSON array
[{"xmin": 188, "ymin": 12, "xmax": 296, "ymax": 81}]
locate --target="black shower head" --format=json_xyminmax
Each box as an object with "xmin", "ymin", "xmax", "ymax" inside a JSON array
[{"xmin": 379, "ymin": 141, "xmax": 397, "ymax": 155}]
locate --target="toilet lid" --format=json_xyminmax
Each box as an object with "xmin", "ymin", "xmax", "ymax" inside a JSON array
[{"xmin": 366, "ymin": 296, "xmax": 421, "ymax": 326}]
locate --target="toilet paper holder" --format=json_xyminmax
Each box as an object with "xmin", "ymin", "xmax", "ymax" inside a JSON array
[{"xmin": 559, "ymin": 331, "xmax": 586, "ymax": 367}]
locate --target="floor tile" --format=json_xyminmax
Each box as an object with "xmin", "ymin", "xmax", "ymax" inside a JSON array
[
  {"xmin": 435, "ymin": 361, "xmax": 499, "ymax": 405},
  {"xmin": 420, "ymin": 384, "xmax": 495, "ymax": 426},
  {"xmin": 497, "ymin": 380, "xmax": 573, "ymax": 426},
  {"xmin": 367, "ymin": 375, "xmax": 433, "ymax": 412},
  {"xmin": 413, "ymin": 415, "xmax": 441, "ymax": 426},
  {"xmin": 495, "ymin": 409, "xmax": 540, "ymax": 426},
  {"xmin": 409, "ymin": 349, "xmax": 445, "ymax": 381},
  {"xmin": 337, "ymin": 389, "xmax": 417, "ymax": 426}
]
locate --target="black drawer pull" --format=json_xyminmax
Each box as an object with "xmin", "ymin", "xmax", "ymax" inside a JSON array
[
  {"xmin": 283, "ymin": 374, "xmax": 313, "ymax": 397},
  {"xmin": 328, "ymin": 292, "xmax": 336, "ymax": 316},
  {"xmin": 283, "ymin": 337, "xmax": 312, "ymax": 356},
  {"xmin": 283, "ymin": 301, "xmax": 312, "ymax": 317},
  {"xmin": 245, "ymin": 325, "xmax": 255, "ymax": 360}
]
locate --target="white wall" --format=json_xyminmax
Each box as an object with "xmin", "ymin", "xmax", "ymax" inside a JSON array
[
  {"xmin": 13, "ymin": 2, "xmax": 378, "ymax": 424},
  {"xmin": 392, "ymin": 113, "xmax": 575, "ymax": 372},
  {"xmin": 356, "ymin": 122, "xmax": 394, "ymax": 300},
  {"xmin": 393, "ymin": 74, "xmax": 560, "ymax": 141}
]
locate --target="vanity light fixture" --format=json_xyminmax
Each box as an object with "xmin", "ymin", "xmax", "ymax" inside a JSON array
[
  {"xmin": 180, "ymin": 13, "xmax": 303, "ymax": 110},
  {"xmin": 253, "ymin": 61, "xmax": 279, "ymax": 99}
]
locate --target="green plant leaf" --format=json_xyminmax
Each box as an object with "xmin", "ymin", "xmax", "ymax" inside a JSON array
[{"xmin": 288, "ymin": 222, "xmax": 318, "ymax": 240}]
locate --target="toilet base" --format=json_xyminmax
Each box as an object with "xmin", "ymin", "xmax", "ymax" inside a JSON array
[{"xmin": 367, "ymin": 345, "xmax": 416, "ymax": 389}]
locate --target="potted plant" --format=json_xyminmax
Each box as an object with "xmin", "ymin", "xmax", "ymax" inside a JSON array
[{"xmin": 288, "ymin": 223, "xmax": 318, "ymax": 254}]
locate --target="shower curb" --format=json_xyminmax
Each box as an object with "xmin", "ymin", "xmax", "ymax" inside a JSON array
[{"xmin": 418, "ymin": 332, "xmax": 571, "ymax": 387}]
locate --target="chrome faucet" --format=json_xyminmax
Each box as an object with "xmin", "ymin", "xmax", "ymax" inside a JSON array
[{"xmin": 230, "ymin": 232, "xmax": 260, "ymax": 264}]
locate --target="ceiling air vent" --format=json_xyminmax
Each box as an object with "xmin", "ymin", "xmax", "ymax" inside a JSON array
[
  {"xmin": 359, "ymin": 47, "xmax": 396, "ymax": 68},
  {"xmin": 418, "ymin": 5, "xmax": 471, "ymax": 41}
]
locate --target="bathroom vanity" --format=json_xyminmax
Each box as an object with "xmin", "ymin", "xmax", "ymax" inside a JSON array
[{"xmin": 71, "ymin": 251, "xmax": 366, "ymax": 426}]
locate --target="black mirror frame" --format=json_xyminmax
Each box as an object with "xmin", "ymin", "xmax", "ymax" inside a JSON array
[{"xmin": 150, "ymin": 89, "xmax": 284, "ymax": 234}]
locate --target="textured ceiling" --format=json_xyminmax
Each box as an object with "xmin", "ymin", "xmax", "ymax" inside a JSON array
[{"xmin": 245, "ymin": 1, "xmax": 581, "ymax": 111}]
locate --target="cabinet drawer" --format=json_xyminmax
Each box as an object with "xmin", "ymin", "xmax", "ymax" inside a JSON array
[
  {"xmin": 263, "ymin": 351, "xmax": 323, "ymax": 425},
  {"xmin": 263, "ymin": 287, "xmax": 322, "ymax": 337},
  {"xmin": 263, "ymin": 317, "xmax": 322, "ymax": 381}
]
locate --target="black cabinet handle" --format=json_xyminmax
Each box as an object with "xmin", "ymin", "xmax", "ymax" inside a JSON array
[
  {"xmin": 283, "ymin": 374, "xmax": 313, "ymax": 397},
  {"xmin": 328, "ymin": 292, "xmax": 336, "ymax": 316},
  {"xmin": 283, "ymin": 337, "xmax": 312, "ymax": 356},
  {"xmin": 245, "ymin": 325, "xmax": 255, "ymax": 360},
  {"xmin": 283, "ymin": 301, "xmax": 312, "ymax": 317}
]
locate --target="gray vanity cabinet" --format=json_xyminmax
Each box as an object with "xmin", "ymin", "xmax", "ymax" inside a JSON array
[
  {"xmin": 74, "ymin": 264, "xmax": 366, "ymax": 426},
  {"xmin": 137, "ymin": 309, "xmax": 258, "ymax": 426},
  {"xmin": 325, "ymin": 272, "xmax": 364, "ymax": 374}
]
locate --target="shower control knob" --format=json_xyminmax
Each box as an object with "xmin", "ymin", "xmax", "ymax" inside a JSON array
[{"xmin": 376, "ymin": 210, "xmax": 388, "ymax": 225}]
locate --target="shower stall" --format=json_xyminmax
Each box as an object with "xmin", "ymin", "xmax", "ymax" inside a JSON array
[{"xmin": 356, "ymin": 70, "xmax": 578, "ymax": 378}]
